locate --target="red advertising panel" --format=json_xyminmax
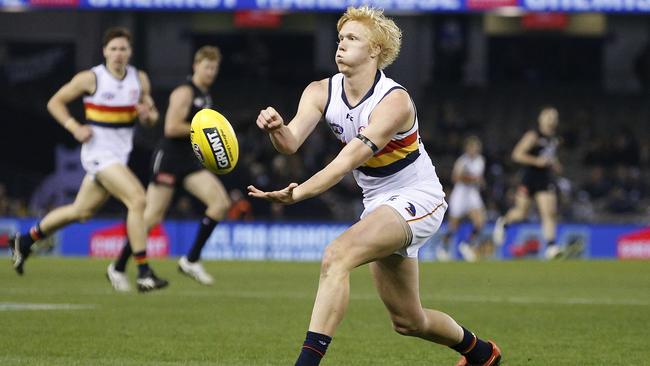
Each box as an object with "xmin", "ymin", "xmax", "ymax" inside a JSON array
[
  {"xmin": 29, "ymin": 0, "xmax": 78, "ymax": 7},
  {"xmin": 617, "ymin": 228, "xmax": 650, "ymax": 259},
  {"xmin": 234, "ymin": 10, "xmax": 283, "ymax": 29},
  {"xmin": 89, "ymin": 223, "xmax": 169, "ymax": 258},
  {"xmin": 467, "ymin": 0, "xmax": 516, "ymax": 10},
  {"xmin": 522, "ymin": 13, "xmax": 569, "ymax": 30}
]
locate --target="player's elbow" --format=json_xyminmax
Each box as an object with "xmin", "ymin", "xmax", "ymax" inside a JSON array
[
  {"xmin": 46, "ymin": 97, "xmax": 60, "ymax": 115},
  {"xmin": 273, "ymin": 142, "xmax": 298, "ymax": 155},
  {"xmin": 279, "ymin": 146, "xmax": 297, "ymax": 155}
]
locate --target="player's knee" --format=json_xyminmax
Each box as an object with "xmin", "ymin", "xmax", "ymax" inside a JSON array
[
  {"xmin": 391, "ymin": 318, "xmax": 422, "ymax": 337},
  {"xmin": 206, "ymin": 198, "xmax": 230, "ymax": 220},
  {"xmin": 146, "ymin": 212, "xmax": 164, "ymax": 229},
  {"xmin": 320, "ymin": 242, "xmax": 348, "ymax": 278},
  {"xmin": 125, "ymin": 195, "xmax": 146, "ymax": 213}
]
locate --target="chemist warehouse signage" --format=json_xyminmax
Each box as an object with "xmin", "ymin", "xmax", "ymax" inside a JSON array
[
  {"xmin": 0, "ymin": 0, "xmax": 643, "ymax": 12},
  {"xmin": 77, "ymin": 0, "xmax": 462, "ymax": 11}
]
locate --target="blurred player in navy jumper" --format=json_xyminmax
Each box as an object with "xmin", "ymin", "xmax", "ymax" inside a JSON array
[
  {"xmin": 493, "ymin": 106, "xmax": 563, "ymax": 259},
  {"xmin": 107, "ymin": 46, "xmax": 230, "ymax": 291}
]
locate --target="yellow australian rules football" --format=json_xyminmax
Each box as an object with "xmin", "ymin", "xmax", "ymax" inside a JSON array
[{"xmin": 190, "ymin": 108, "xmax": 239, "ymax": 175}]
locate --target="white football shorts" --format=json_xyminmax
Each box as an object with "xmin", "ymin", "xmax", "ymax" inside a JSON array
[
  {"xmin": 80, "ymin": 126, "xmax": 133, "ymax": 177},
  {"xmin": 447, "ymin": 185, "xmax": 484, "ymax": 219},
  {"xmin": 361, "ymin": 185, "xmax": 447, "ymax": 258}
]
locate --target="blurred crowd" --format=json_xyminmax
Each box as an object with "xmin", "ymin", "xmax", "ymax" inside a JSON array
[{"xmin": 2, "ymin": 86, "xmax": 648, "ymax": 224}]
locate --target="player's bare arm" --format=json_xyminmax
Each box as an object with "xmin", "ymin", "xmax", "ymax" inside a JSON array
[
  {"xmin": 257, "ymin": 79, "xmax": 328, "ymax": 154},
  {"xmin": 512, "ymin": 131, "xmax": 547, "ymax": 168},
  {"xmin": 137, "ymin": 70, "xmax": 159, "ymax": 126},
  {"xmin": 451, "ymin": 159, "xmax": 463, "ymax": 183},
  {"xmin": 249, "ymin": 89, "xmax": 413, "ymax": 204},
  {"xmin": 164, "ymin": 85, "xmax": 193, "ymax": 138},
  {"xmin": 452, "ymin": 159, "xmax": 477, "ymax": 184},
  {"xmin": 47, "ymin": 70, "xmax": 95, "ymax": 143}
]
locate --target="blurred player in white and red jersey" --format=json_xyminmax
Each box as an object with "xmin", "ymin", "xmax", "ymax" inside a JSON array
[
  {"xmin": 10, "ymin": 27, "xmax": 168, "ymax": 292},
  {"xmin": 249, "ymin": 6, "xmax": 501, "ymax": 366},
  {"xmin": 438, "ymin": 136, "xmax": 487, "ymax": 262}
]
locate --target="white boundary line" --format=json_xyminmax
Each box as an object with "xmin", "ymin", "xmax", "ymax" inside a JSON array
[
  {"xmin": 1, "ymin": 289, "xmax": 647, "ymax": 307},
  {"xmin": 0, "ymin": 302, "xmax": 96, "ymax": 311}
]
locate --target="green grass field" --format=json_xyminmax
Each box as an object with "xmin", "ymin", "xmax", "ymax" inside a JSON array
[{"xmin": 1, "ymin": 258, "xmax": 649, "ymax": 365}]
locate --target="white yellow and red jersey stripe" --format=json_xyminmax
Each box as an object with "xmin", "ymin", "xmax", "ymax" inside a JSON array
[
  {"xmin": 83, "ymin": 64, "xmax": 140, "ymax": 128},
  {"xmin": 323, "ymin": 70, "xmax": 444, "ymax": 203}
]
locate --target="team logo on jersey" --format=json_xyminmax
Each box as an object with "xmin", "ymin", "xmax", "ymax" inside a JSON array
[
  {"xmin": 346, "ymin": 113, "xmax": 354, "ymax": 121},
  {"xmin": 329, "ymin": 123, "xmax": 344, "ymax": 135},
  {"xmin": 358, "ymin": 126, "xmax": 366, "ymax": 133},
  {"xmin": 405, "ymin": 202, "xmax": 416, "ymax": 217},
  {"xmin": 388, "ymin": 195, "xmax": 399, "ymax": 201},
  {"xmin": 101, "ymin": 92, "xmax": 115, "ymax": 100}
]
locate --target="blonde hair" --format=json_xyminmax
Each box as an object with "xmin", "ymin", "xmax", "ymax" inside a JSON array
[
  {"xmin": 337, "ymin": 6, "xmax": 402, "ymax": 70},
  {"xmin": 194, "ymin": 46, "xmax": 222, "ymax": 64}
]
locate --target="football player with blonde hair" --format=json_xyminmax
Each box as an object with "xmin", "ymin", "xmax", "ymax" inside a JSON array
[
  {"xmin": 10, "ymin": 27, "xmax": 168, "ymax": 292},
  {"xmin": 250, "ymin": 6, "xmax": 501, "ymax": 366},
  {"xmin": 107, "ymin": 45, "xmax": 231, "ymax": 290}
]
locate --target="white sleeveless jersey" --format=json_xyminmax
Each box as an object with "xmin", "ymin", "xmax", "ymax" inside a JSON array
[
  {"xmin": 83, "ymin": 64, "xmax": 141, "ymax": 128},
  {"xmin": 454, "ymin": 153, "xmax": 485, "ymax": 190},
  {"xmin": 448, "ymin": 154, "xmax": 485, "ymax": 218},
  {"xmin": 323, "ymin": 71, "xmax": 443, "ymax": 203},
  {"xmin": 79, "ymin": 64, "xmax": 141, "ymax": 174}
]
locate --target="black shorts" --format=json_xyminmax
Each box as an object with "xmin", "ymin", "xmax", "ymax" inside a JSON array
[
  {"xmin": 150, "ymin": 139, "xmax": 204, "ymax": 187},
  {"xmin": 519, "ymin": 169, "xmax": 555, "ymax": 196}
]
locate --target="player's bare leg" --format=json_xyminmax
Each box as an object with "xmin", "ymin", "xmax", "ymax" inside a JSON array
[
  {"xmin": 370, "ymin": 237, "xmax": 501, "ymax": 365},
  {"xmin": 295, "ymin": 206, "xmax": 409, "ymax": 365},
  {"xmin": 177, "ymin": 170, "xmax": 230, "ymax": 285},
  {"xmin": 536, "ymin": 190, "xmax": 561, "ymax": 259},
  {"xmin": 460, "ymin": 208, "xmax": 485, "ymax": 262},
  {"xmin": 439, "ymin": 216, "xmax": 460, "ymax": 261},
  {"xmin": 106, "ymin": 183, "xmax": 174, "ymax": 292},
  {"xmin": 371, "ymin": 255, "xmax": 463, "ymax": 344},
  {"xmin": 108, "ymin": 181, "xmax": 174, "ymax": 291},
  {"xmin": 493, "ymin": 189, "xmax": 530, "ymax": 246},
  {"xmin": 98, "ymin": 164, "xmax": 168, "ymax": 292},
  {"xmin": 308, "ymin": 206, "xmax": 408, "ymax": 335},
  {"xmin": 11, "ymin": 175, "xmax": 109, "ymax": 275},
  {"xmin": 143, "ymin": 183, "xmax": 175, "ymax": 228}
]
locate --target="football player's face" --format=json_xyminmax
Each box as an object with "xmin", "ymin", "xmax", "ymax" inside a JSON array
[
  {"xmin": 539, "ymin": 108, "xmax": 558, "ymax": 134},
  {"xmin": 335, "ymin": 21, "xmax": 376, "ymax": 72},
  {"xmin": 194, "ymin": 59, "xmax": 219, "ymax": 87},
  {"xmin": 103, "ymin": 37, "xmax": 132, "ymax": 69},
  {"xmin": 466, "ymin": 141, "xmax": 481, "ymax": 156}
]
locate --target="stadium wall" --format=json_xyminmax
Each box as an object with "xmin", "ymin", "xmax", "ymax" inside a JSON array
[{"xmin": 1, "ymin": 218, "xmax": 649, "ymax": 261}]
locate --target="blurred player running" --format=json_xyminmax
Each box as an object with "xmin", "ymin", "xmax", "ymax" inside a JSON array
[
  {"xmin": 10, "ymin": 27, "xmax": 168, "ymax": 292},
  {"xmin": 438, "ymin": 136, "xmax": 487, "ymax": 262},
  {"xmin": 107, "ymin": 46, "xmax": 231, "ymax": 291},
  {"xmin": 492, "ymin": 106, "xmax": 563, "ymax": 259}
]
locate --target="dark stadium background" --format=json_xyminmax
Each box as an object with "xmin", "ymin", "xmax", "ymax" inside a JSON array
[
  {"xmin": 1, "ymin": 6, "xmax": 650, "ymax": 366},
  {"xmin": 1, "ymin": 11, "xmax": 648, "ymax": 223}
]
